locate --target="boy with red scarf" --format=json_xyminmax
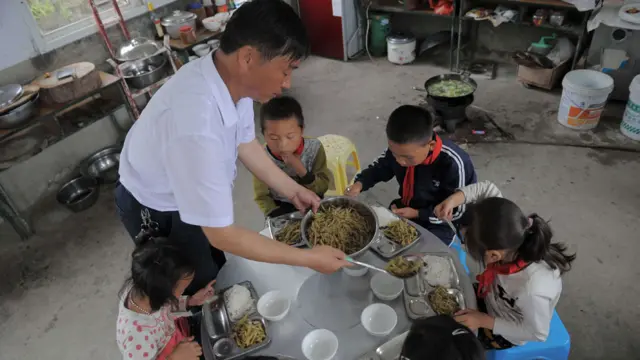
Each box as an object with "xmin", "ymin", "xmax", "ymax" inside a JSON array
[
  {"xmin": 345, "ymin": 105, "xmax": 476, "ymax": 245},
  {"xmin": 253, "ymin": 96, "xmax": 331, "ymax": 217}
]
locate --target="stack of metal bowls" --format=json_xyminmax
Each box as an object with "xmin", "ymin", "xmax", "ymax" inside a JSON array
[
  {"xmin": 115, "ymin": 38, "xmax": 167, "ymax": 89},
  {"xmin": 0, "ymin": 84, "xmax": 38, "ymax": 130},
  {"xmin": 56, "ymin": 176, "xmax": 100, "ymax": 213},
  {"xmin": 81, "ymin": 145, "xmax": 122, "ymax": 185}
]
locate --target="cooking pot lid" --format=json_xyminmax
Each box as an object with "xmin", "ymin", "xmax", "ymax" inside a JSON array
[
  {"xmin": 387, "ymin": 33, "xmax": 415, "ymax": 44},
  {"xmin": 162, "ymin": 10, "xmax": 197, "ymax": 26},
  {"xmin": 0, "ymin": 84, "xmax": 24, "ymax": 108},
  {"xmin": 116, "ymin": 38, "xmax": 160, "ymax": 62}
]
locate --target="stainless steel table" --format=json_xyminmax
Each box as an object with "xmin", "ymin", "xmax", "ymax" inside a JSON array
[{"xmin": 202, "ymin": 223, "xmax": 477, "ymax": 360}]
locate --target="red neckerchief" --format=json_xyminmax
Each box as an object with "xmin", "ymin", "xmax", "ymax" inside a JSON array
[
  {"xmin": 271, "ymin": 139, "xmax": 305, "ymax": 161},
  {"xmin": 401, "ymin": 135, "xmax": 442, "ymax": 206},
  {"xmin": 476, "ymin": 259, "xmax": 529, "ymax": 298}
]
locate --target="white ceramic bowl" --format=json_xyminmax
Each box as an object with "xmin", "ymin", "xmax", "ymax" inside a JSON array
[
  {"xmin": 202, "ymin": 17, "xmax": 222, "ymax": 32},
  {"xmin": 361, "ymin": 303, "xmax": 397, "ymax": 337},
  {"xmin": 302, "ymin": 329, "xmax": 339, "ymax": 360},
  {"xmin": 257, "ymin": 290, "xmax": 290, "ymax": 321},
  {"xmin": 343, "ymin": 264, "xmax": 368, "ymax": 277},
  {"xmin": 193, "ymin": 44, "xmax": 211, "ymax": 57},
  {"xmin": 370, "ymin": 272, "xmax": 404, "ymax": 301}
]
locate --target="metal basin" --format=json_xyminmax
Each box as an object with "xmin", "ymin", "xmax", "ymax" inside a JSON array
[
  {"xmin": 301, "ymin": 196, "xmax": 380, "ymax": 258},
  {"xmin": 120, "ymin": 54, "xmax": 167, "ymax": 89},
  {"xmin": 56, "ymin": 176, "xmax": 100, "ymax": 212},
  {"xmin": 82, "ymin": 145, "xmax": 121, "ymax": 184},
  {"xmin": 0, "ymin": 94, "xmax": 38, "ymax": 129}
]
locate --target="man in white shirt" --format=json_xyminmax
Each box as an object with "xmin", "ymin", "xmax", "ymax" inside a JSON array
[{"xmin": 115, "ymin": 0, "xmax": 349, "ymax": 295}]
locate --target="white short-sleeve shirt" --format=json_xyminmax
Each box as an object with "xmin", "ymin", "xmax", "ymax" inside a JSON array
[{"xmin": 118, "ymin": 55, "xmax": 255, "ymax": 228}]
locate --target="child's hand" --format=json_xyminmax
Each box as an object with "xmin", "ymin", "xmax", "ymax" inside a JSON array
[
  {"xmin": 434, "ymin": 191, "xmax": 465, "ymax": 220},
  {"xmin": 169, "ymin": 337, "xmax": 202, "ymax": 360},
  {"xmin": 392, "ymin": 207, "xmax": 418, "ymax": 219},
  {"xmin": 454, "ymin": 309, "xmax": 495, "ymax": 331},
  {"xmin": 345, "ymin": 182, "xmax": 363, "ymax": 197},
  {"xmin": 281, "ymin": 152, "xmax": 307, "ymax": 177},
  {"xmin": 188, "ymin": 280, "xmax": 216, "ymax": 307}
]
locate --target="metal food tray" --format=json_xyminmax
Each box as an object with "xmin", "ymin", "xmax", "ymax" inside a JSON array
[
  {"xmin": 402, "ymin": 252, "xmax": 464, "ymax": 320},
  {"xmin": 370, "ymin": 218, "xmax": 422, "ymax": 259},
  {"xmin": 356, "ymin": 331, "xmax": 409, "ymax": 360},
  {"xmin": 203, "ymin": 281, "xmax": 272, "ymax": 360},
  {"xmin": 266, "ymin": 212, "xmax": 306, "ymax": 247}
]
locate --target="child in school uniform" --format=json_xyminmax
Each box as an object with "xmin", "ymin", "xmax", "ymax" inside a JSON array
[
  {"xmin": 345, "ymin": 104, "xmax": 476, "ymax": 245},
  {"xmin": 253, "ymin": 96, "xmax": 331, "ymax": 218},
  {"xmin": 435, "ymin": 181, "xmax": 576, "ymax": 349}
]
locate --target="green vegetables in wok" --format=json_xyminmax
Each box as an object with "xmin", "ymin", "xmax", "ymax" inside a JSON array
[
  {"xmin": 428, "ymin": 80, "xmax": 474, "ymax": 98},
  {"xmin": 428, "ymin": 286, "xmax": 460, "ymax": 316},
  {"xmin": 383, "ymin": 220, "xmax": 418, "ymax": 246},
  {"xmin": 275, "ymin": 220, "xmax": 302, "ymax": 245},
  {"xmin": 306, "ymin": 205, "xmax": 371, "ymax": 255}
]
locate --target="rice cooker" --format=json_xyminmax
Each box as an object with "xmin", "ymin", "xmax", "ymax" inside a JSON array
[{"xmin": 387, "ymin": 34, "xmax": 416, "ymax": 65}]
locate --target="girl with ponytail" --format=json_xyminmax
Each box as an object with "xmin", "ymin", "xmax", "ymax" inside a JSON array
[{"xmin": 434, "ymin": 181, "xmax": 576, "ymax": 350}]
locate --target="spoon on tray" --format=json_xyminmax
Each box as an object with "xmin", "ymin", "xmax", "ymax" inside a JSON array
[{"xmin": 345, "ymin": 255, "xmax": 424, "ymax": 279}]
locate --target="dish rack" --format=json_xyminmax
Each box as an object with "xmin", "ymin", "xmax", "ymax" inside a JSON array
[{"xmin": 89, "ymin": 0, "xmax": 178, "ymax": 120}]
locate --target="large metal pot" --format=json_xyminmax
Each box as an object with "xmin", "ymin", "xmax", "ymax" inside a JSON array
[
  {"xmin": 115, "ymin": 37, "xmax": 162, "ymax": 62},
  {"xmin": 161, "ymin": 10, "xmax": 197, "ymax": 39},
  {"xmin": 56, "ymin": 176, "xmax": 100, "ymax": 212},
  {"xmin": 0, "ymin": 93, "xmax": 38, "ymax": 129},
  {"xmin": 301, "ymin": 196, "xmax": 380, "ymax": 258},
  {"xmin": 81, "ymin": 145, "xmax": 121, "ymax": 184},
  {"xmin": 121, "ymin": 54, "xmax": 167, "ymax": 89},
  {"xmin": 423, "ymin": 73, "xmax": 478, "ymax": 101}
]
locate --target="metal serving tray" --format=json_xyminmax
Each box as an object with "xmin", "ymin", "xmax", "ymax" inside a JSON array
[
  {"xmin": 203, "ymin": 281, "xmax": 272, "ymax": 360},
  {"xmin": 370, "ymin": 218, "xmax": 422, "ymax": 259},
  {"xmin": 266, "ymin": 212, "xmax": 306, "ymax": 247},
  {"xmin": 356, "ymin": 331, "xmax": 409, "ymax": 360},
  {"xmin": 402, "ymin": 252, "xmax": 464, "ymax": 320}
]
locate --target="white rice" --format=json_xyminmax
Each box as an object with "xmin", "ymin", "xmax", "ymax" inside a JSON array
[
  {"xmin": 422, "ymin": 255, "xmax": 452, "ymax": 288},
  {"xmin": 224, "ymin": 284, "xmax": 254, "ymax": 321}
]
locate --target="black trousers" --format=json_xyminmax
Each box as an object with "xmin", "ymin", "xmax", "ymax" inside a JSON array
[
  {"xmin": 389, "ymin": 199, "xmax": 455, "ymax": 246},
  {"xmin": 114, "ymin": 182, "xmax": 226, "ymax": 296}
]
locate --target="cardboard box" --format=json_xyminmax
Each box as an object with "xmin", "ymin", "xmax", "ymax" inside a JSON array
[{"xmin": 517, "ymin": 60, "xmax": 570, "ymax": 90}]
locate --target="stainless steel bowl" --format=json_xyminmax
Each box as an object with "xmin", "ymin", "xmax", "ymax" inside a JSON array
[
  {"xmin": 56, "ymin": 176, "xmax": 100, "ymax": 212},
  {"xmin": 301, "ymin": 196, "xmax": 380, "ymax": 258},
  {"xmin": 120, "ymin": 54, "xmax": 167, "ymax": 89},
  {"xmin": 115, "ymin": 37, "xmax": 162, "ymax": 62},
  {"xmin": 0, "ymin": 93, "xmax": 38, "ymax": 129},
  {"xmin": 82, "ymin": 145, "xmax": 121, "ymax": 184}
]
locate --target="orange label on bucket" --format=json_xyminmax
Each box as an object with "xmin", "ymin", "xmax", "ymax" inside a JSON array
[{"xmin": 567, "ymin": 105, "xmax": 605, "ymax": 127}]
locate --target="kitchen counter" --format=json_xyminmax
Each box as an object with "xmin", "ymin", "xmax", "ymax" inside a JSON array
[{"xmin": 202, "ymin": 219, "xmax": 477, "ymax": 360}]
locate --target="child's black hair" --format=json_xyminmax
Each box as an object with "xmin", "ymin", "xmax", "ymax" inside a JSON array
[
  {"xmin": 260, "ymin": 96, "xmax": 304, "ymax": 133},
  {"xmin": 464, "ymin": 197, "xmax": 576, "ymax": 273},
  {"xmin": 119, "ymin": 236, "xmax": 195, "ymax": 311},
  {"xmin": 400, "ymin": 315, "xmax": 484, "ymax": 360},
  {"xmin": 386, "ymin": 105, "xmax": 435, "ymax": 145}
]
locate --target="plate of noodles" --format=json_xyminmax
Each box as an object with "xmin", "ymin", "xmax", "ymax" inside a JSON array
[{"xmin": 301, "ymin": 197, "xmax": 379, "ymax": 257}]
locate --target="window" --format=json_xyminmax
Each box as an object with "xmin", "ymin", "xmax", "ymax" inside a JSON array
[{"xmin": 27, "ymin": 0, "xmax": 137, "ymax": 35}]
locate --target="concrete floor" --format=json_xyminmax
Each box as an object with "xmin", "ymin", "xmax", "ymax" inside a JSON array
[{"xmin": 1, "ymin": 57, "xmax": 640, "ymax": 360}]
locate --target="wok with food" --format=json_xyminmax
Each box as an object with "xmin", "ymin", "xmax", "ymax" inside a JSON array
[
  {"xmin": 385, "ymin": 255, "xmax": 424, "ymax": 278},
  {"xmin": 232, "ymin": 315, "xmax": 267, "ymax": 349},
  {"xmin": 424, "ymin": 73, "xmax": 477, "ymax": 100},
  {"xmin": 301, "ymin": 197, "xmax": 379, "ymax": 257},
  {"xmin": 428, "ymin": 286, "xmax": 460, "ymax": 316},
  {"xmin": 382, "ymin": 220, "xmax": 419, "ymax": 247}
]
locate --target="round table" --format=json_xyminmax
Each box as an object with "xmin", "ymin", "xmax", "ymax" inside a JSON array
[{"xmin": 202, "ymin": 223, "xmax": 477, "ymax": 360}]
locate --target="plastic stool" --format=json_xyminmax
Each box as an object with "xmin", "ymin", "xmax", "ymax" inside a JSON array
[
  {"xmin": 486, "ymin": 311, "xmax": 571, "ymax": 360},
  {"xmin": 318, "ymin": 135, "xmax": 361, "ymax": 196}
]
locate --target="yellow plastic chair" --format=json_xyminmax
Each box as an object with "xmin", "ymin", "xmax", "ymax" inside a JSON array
[{"xmin": 318, "ymin": 134, "xmax": 361, "ymax": 196}]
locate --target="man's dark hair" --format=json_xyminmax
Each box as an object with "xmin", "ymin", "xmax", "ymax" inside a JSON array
[
  {"xmin": 119, "ymin": 237, "xmax": 195, "ymax": 311},
  {"xmin": 386, "ymin": 105, "xmax": 435, "ymax": 145},
  {"xmin": 400, "ymin": 315, "xmax": 485, "ymax": 360},
  {"xmin": 220, "ymin": 0, "xmax": 310, "ymax": 61},
  {"xmin": 260, "ymin": 96, "xmax": 304, "ymax": 132}
]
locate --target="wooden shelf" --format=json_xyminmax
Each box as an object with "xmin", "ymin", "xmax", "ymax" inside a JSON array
[
  {"xmin": 371, "ymin": 1, "xmax": 454, "ymax": 17},
  {"xmin": 476, "ymin": 0, "xmax": 576, "ymax": 9},
  {"xmin": 169, "ymin": 29, "xmax": 222, "ymax": 51}
]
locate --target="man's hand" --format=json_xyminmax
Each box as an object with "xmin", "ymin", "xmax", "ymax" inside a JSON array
[
  {"xmin": 188, "ymin": 280, "xmax": 215, "ymax": 307},
  {"xmin": 454, "ymin": 309, "xmax": 495, "ymax": 331},
  {"xmin": 345, "ymin": 182, "xmax": 363, "ymax": 197},
  {"xmin": 305, "ymin": 245, "xmax": 351, "ymax": 274},
  {"xmin": 289, "ymin": 186, "xmax": 320, "ymax": 213},
  {"xmin": 281, "ymin": 152, "xmax": 308, "ymax": 177},
  {"xmin": 392, "ymin": 207, "xmax": 419, "ymax": 219},
  {"xmin": 169, "ymin": 337, "xmax": 202, "ymax": 360}
]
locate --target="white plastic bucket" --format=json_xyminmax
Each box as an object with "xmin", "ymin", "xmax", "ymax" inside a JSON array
[
  {"xmin": 557, "ymin": 70, "xmax": 614, "ymax": 130},
  {"xmin": 621, "ymin": 75, "xmax": 640, "ymax": 141}
]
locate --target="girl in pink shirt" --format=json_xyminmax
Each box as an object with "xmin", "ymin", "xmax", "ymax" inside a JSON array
[{"xmin": 116, "ymin": 236, "xmax": 215, "ymax": 360}]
